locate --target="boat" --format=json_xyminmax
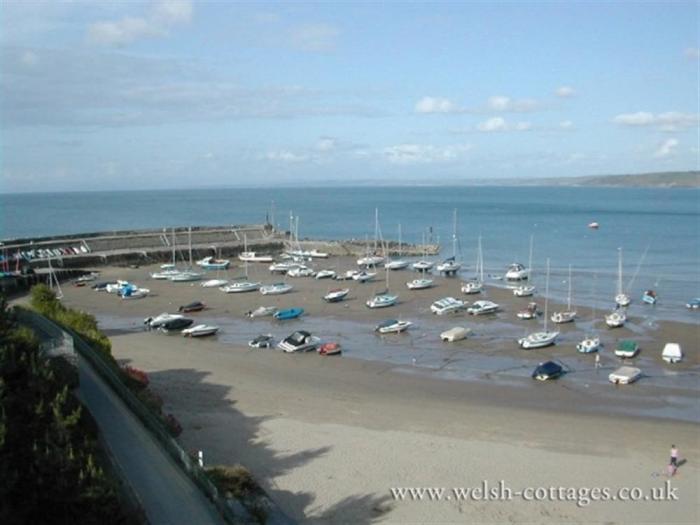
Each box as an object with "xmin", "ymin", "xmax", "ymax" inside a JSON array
[
  {"xmin": 661, "ymin": 343, "xmax": 683, "ymax": 364},
  {"xmin": 196, "ymin": 256, "xmax": 230, "ymax": 270},
  {"xmin": 75, "ymin": 272, "xmax": 98, "ymax": 284},
  {"xmin": 517, "ymin": 302, "xmax": 539, "ymax": 320},
  {"xmin": 642, "ymin": 290, "xmax": 657, "ymax": 305},
  {"xmin": 181, "ymin": 324, "xmax": 219, "ymax": 337},
  {"xmin": 220, "ymin": 281, "xmax": 261, "ymax": 293},
  {"xmin": 178, "ymin": 301, "xmax": 206, "ymax": 313},
  {"xmin": 323, "ymin": 288, "xmax": 350, "ymax": 303},
  {"xmin": 120, "ymin": 287, "xmax": 150, "ymax": 300},
  {"xmin": 512, "ymin": 284, "xmax": 535, "ymax": 297},
  {"xmin": 248, "ymin": 334, "xmax": 274, "ymax": 348},
  {"xmin": 531, "ymin": 361, "xmax": 564, "ymax": 381},
  {"xmin": 375, "ymin": 319, "xmax": 412, "ymax": 334},
  {"xmin": 384, "ymin": 224, "xmax": 409, "ymax": 270},
  {"xmin": 430, "ymin": 297, "xmax": 466, "ymax": 315},
  {"xmin": 352, "ymin": 270, "xmax": 376, "ymax": 282},
  {"xmin": 308, "ymin": 249, "xmax": 329, "ymax": 259},
  {"xmin": 144, "ymin": 312, "xmax": 184, "ymax": 329},
  {"xmin": 505, "ymin": 263, "xmax": 529, "ymax": 281},
  {"xmin": 269, "ymin": 261, "xmax": 301, "ymax": 274},
  {"xmin": 357, "ymin": 209, "xmax": 385, "ymax": 267},
  {"xmin": 588, "ymin": 222, "xmax": 600, "ymax": 229},
  {"xmin": 152, "ymin": 229, "xmax": 181, "ymax": 279},
  {"xmin": 335, "ymin": 270, "xmax": 359, "ymax": 281},
  {"xmin": 437, "ymin": 209, "xmax": 462, "ymax": 275},
  {"xmin": 412, "ymin": 259, "xmax": 434, "ymax": 272},
  {"xmin": 317, "ymin": 342, "xmax": 342, "ymax": 356},
  {"xmin": 106, "ymin": 280, "xmax": 131, "ymax": 294},
  {"xmin": 278, "ymin": 330, "xmax": 320, "ymax": 353},
  {"xmin": 314, "ymin": 269, "xmax": 336, "ymax": 280},
  {"xmin": 201, "ymin": 278, "xmax": 229, "ymax": 288},
  {"xmin": 440, "ymin": 326, "xmax": 470, "ymax": 342},
  {"xmin": 518, "ymin": 259, "xmax": 559, "ymax": 349},
  {"xmin": 357, "ymin": 254, "xmax": 384, "ymax": 267},
  {"xmin": 686, "ymin": 298, "xmax": 700, "ymax": 309},
  {"xmin": 151, "ymin": 269, "xmax": 182, "ymax": 280},
  {"xmin": 239, "ymin": 252, "xmax": 274, "ymax": 263},
  {"xmin": 287, "ymin": 266, "xmax": 314, "ymax": 278},
  {"xmin": 467, "ymin": 300, "xmax": 500, "ymax": 316},
  {"xmin": 93, "ymin": 281, "xmax": 118, "ymax": 291},
  {"xmin": 609, "ymin": 366, "xmax": 641, "ymax": 385},
  {"xmin": 260, "ymin": 282, "xmax": 293, "ymax": 295},
  {"xmin": 614, "ymin": 247, "xmax": 630, "ymax": 307},
  {"xmin": 615, "ymin": 340, "xmax": 639, "ymax": 358},
  {"xmin": 158, "ymin": 317, "xmax": 194, "ymax": 333},
  {"xmin": 605, "ymin": 308, "xmax": 626, "ymax": 328},
  {"xmin": 577, "ymin": 337, "xmax": 601, "ymax": 353},
  {"xmin": 512, "ymin": 236, "xmax": 536, "ymax": 295},
  {"xmin": 406, "ymin": 278, "xmax": 433, "ymax": 290},
  {"xmin": 169, "ymin": 270, "xmax": 203, "ymax": 282},
  {"xmin": 462, "ymin": 235, "xmax": 484, "ymax": 294},
  {"xmin": 366, "ymin": 294, "xmax": 398, "ymax": 308},
  {"xmin": 274, "ymin": 307, "xmax": 304, "ymax": 320},
  {"xmin": 245, "ymin": 306, "xmax": 277, "ymax": 318},
  {"xmin": 551, "ymin": 265, "xmax": 577, "ymax": 324}
]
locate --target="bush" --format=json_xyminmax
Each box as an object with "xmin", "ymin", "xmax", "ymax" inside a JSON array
[
  {"xmin": 163, "ymin": 414, "xmax": 182, "ymax": 437},
  {"xmin": 135, "ymin": 389, "xmax": 163, "ymax": 414},
  {"xmin": 122, "ymin": 366, "xmax": 149, "ymax": 389}
]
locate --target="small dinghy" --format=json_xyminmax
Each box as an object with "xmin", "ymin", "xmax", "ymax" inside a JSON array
[
  {"xmin": 318, "ymin": 342, "xmax": 342, "ymax": 356},
  {"xmin": 248, "ymin": 334, "xmax": 274, "ymax": 348},
  {"xmin": 642, "ymin": 290, "xmax": 657, "ymax": 305},
  {"xmin": 274, "ymin": 307, "xmax": 304, "ymax": 320},
  {"xmin": 179, "ymin": 301, "xmax": 206, "ymax": 313},
  {"xmin": 323, "ymin": 288, "xmax": 350, "ymax": 303},
  {"xmin": 375, "ymin": 319, "xmax": 412, "ymax": 334},
  {"xmin": 182, "ymin": 324, "xmax": 219, "ymax": 337},
  {"xmin": 158, "ymin": 317, "xmax": 194, "ymax": 333},
  {"xmin": 246, "ymin": 306, "xmax": 277, "ymax": 318}
]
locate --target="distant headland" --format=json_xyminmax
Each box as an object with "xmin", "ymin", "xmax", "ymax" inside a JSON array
[{"xmin": 489, "ymin": 171, "xmax": 700, "ymax": 188}]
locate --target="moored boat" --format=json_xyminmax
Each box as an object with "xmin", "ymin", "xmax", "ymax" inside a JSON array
[
  {"xmin": 516, "ymin": 302, "xmax": 539, "ymax": 320},
  {"xmin": 248, "ymin": 334, "xmax": 274, "ymax": 348},
  {"xmin": 430, "ymin": 297, "xmax": 466, "ymax": 315},
  {"xmin": 406, "ymin": 278, "xmax": 433, "ymax": 290},
  {"xmin": 609, "ymin": 366, "xmax": 641, "ymax": 385},
  {"xmin": 239, "ymin": 252, "xmax": 274, "ymax": 263},
  {"xmin": 642, "ymin": 289, "xmax": 657, "ymax": 305},
  {"xmin": 531, "ymin": 361, "xmax": 564, "ymax": 381},
  {"xmin": 605, "ymin": 309, "xmax": 626, "ymax": 328},
  {"xmin": 178, "ymin": 301, "xmax": 206, "ymax": 313},
  {"xmin": 317, "ymin": 342, "xmax": 342, "ymax": 356},
  {"xmin": 245, "ymin": 306, "xmax": 277, "ymax": 318},
  {"xmin": 614, "ymin": 340, "xmax": 639, "ymax": 358},
  {"xmin": 661, "ymin": 343, "xmax": 683, "ymax": 363},
  {"xmin": 278, "ymin": 331, "xmax": 320, "ymax": 353},
  {"xmin": 314, "ymin": 269, "xmax": 336, "ymax": 280},
  {"xmin": 366, "ymin": 294, "xmax": 398, "ymax": 309},
  {"xmin": 375, "ymin": 319, "xmax": 412, "ymax": 334},
  {"xmin": 196, "ymin": 256, "xmax": 230, "ymax": 270},
  {"xmin": 440, "ymin": 326, "xmax": 470, "ymax": 342},
  {"xmin": 323, "ymin": 288, "xmax": 350, "ymax": 303},
  {"xmin": 274, "ymin": 307, "xmax": 304, "ymax": 320},
  {"xmin": 577, "ymin": 336, "xmax": 602, "ymax": 353},
  {"xmin": 220, "ymin": 281, "xmax": 261, "ymax": 293},
  {"xmin": 182, "ymin": 324, "xmax": 219, "ymax": 337},
  {"xmin": 158, "ymin": 317, "xmax": 194, "ymax": 333},
  {"xmin": 260, "ymin": 282, "xmax": 293, "ymax": 295},
  {"xmin": 467, "ymin": 300, "xmax": 499, "ymax": 315},
  {"xmin": 201, "ymin": 278, "xmax": 229, "ymax": 288}
]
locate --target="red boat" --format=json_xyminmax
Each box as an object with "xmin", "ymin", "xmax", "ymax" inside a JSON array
[{"xmin": 318, "ymin": 342, "xmax": 342, "ymax": 356}]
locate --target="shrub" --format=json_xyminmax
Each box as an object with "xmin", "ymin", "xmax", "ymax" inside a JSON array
[
  {"xmin": 163, "ymin": 414, "xmax": 182, "ymax": 437},
  {"xmin": 122, "ymin": 366, "xmax": 149, "ymax": 389},
  {"xmin": 135, "ymin": 389, "xmax": 163, "ymax": 414}
]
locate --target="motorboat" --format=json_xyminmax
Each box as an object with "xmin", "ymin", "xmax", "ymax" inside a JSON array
[
  {"xmin": 609, "ymin": 366, "xmax": 641, "ymax": 385},
  {"xmin": 532, "ymin": 361, "xmax": 564, "ymax": 381},
  {"xmin": 106, "ymin": 280, "xmax": 131, "ymax": 294},
  {"xmin": 430, "ymin": 297, "xmax": 466, "ymax": 315},
  {"xmin": 615, "ymin": 340, "xmax": 639, "ymax": 358},
  {"xmin": 273, "ymin": 307, "xmax": 304, "ymax": 320},
  {"xmin": 518, "ymin": 331, "xmax": 559, "ymax": 349},
  {"xmin": 278, "ymin": 330, "xmax": 320, "ymax": 353},
  {"xmin": 686, "ymin": 298, "xmax": 700, "ymax": 309},
  {"xmin": 440, "ymin": 326, "xmax": 470, "ymax": 342},
  {"xmin": 260, "ymin": 282, "xmax": 293, "ymax": 295},
  {"xmin": 375, "ymin": 319, "xmax": 412, "ymax": 334},
  {"xmin": 662, "ymin": 343, "xmax": 683, "ymax": 364},
  {"xmin": 605, "ymin": 309, "xmax": 626, "ymax": 328},
  {"xmin": 158, "ymin": 317, "xmax": 194, "ymax": 333},
  {"xmin": 75, "ymin": 272, "xmax": 98, "ymax": 284},
  {"xmin": 220, "ymin": 281, "xmax": 261, "ymax": 293},
  {"xmin": 314, "ymin": 269, "xmax": 336, "ymax": 280},
  {"xmin": 245, "ymin": 306, "xmax": 277, "ymax": 318},
  {"xmin": 182, "ymin": 324, "xmax": 219, "ymax": 337},
  {"xmin": 406, "ymin": 278, "xmax": 433, "ymax": 290},
  {"xmin": 513, "ymin": 285, "xmax": 535, "ymax": 297},
  {"xmin": 588, "ymin": 222, "xmax": 600, "ymax": 229},
  {"xmin": 357, "ymin": 254, "xmax": 385, "ymax": 267},
  {"xmin": 287, "ymin": 266, "xmax": 314, "ymax": 278},
  {"xmin": 335, "ymin": 270, "xmax": 359, "ymax": 281},
  {"xmin": 308, "ymin": 249, "xmax": 329, "ymax": 259},
  {"xmin": 642, "ymin": 290, "xmax": 657, "ymax": 305},
  {"xmin": 461, "ymin": 280, "xmax": 483, "ymax": 295},
  {"xmin": 248, "ymin": 334, "xmax": 274, "ymax": 348},
  {"xmin": 366, "ymin": 294, "xmax": 398, "ymax": 309},
  {"xmin": 517, "ymin": 302, "xmax": 539, "ymax": 320},
  {"xmin": 353, "ymin": 270, "xmax": 376, "ymax": 282},
  {"xmin": 120, "ymin": 287, "xmax": 150, "ymax": 300},
  {"xmin": 411, "ymin": 260, "xmax": 434, "ymax": 272},
  {"xmin": 144, "ymin": 312, "xmax": 184, "ymax": 329},
  {"xmin": 239, "ymin": 252, "xmax": 274, "ymax": 263},
  {"xmin": 196, "ymin": 256, "xmax": 230, "ymax": 270},
  {"xmin": 169, "ymin": 270, "xmax": 203, "ymax": 282},
  {"xmin": 318, "ymin": 342, "xmax": 342, "ymax": 356},
  {"xmin": 467, "ymin": 300, "xmax": 500, "ymax": 315},
  {"xmin": 505, "ymin": 263, "xmax": 529, "ymax": 281},
  {"xmin": 576, "ymin": 337, "xmax": 602, "ymax": 353},
  {"xmin": 178, "ymin": 301, "xmax": 206, "ymax": 313},
  {"xmin": 323, "ymin": 288, "xmax": 350, "ymax": 303},
  {"xmin": 201, "ymin": 278, "xmax": 229, "ymax": 288},
  {"xmin": 269, "ymin": 261, "xmax": 301, "ymax": 274}
]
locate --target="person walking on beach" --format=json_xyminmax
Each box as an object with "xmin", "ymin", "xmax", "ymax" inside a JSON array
[
  {"xmin": 670, "ymin": 445, "xmax": 679, "ymax": 467},
  {"xmin": 595, "ymin": 353, "xmax": 601, "ymax": 370}
]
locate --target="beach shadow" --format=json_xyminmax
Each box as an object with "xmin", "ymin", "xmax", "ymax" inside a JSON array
[{"xmin": 123, "ymin": 364, "xmax": 391, "ymax": 524}]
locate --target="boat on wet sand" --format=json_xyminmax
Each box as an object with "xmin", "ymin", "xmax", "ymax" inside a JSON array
[
  {"xmin": 246, "ymin": 306, "xmax": 277, "ymax": 318},
  {"xmin": 260, "ymin": 282, "xmax": 293, "ymax": 295},
  {"xmin": 278, "ymin": 330, "xmax": 320, "ymax": 353},
  {"xmin": 375, "ymin": 319, "xmax": 412, "ymax": 334},
  {"xmin": 609, "ymin": 366, "xmax": 641, "ymax": 385},
  {"xmin": 274, "ymin": 307, "xmax": 304, "ymax": 320},
  {"xmin": 519, "ymin": 259, "xmax": 559, "ymax": 349},
  {"xmin": 220, "ymin": 281, "xmax": 261, "ymax": 293},
  {"xmin": 323, "ymin": 288, "xmax": 349, "ymax": 303},
  {"xmin": 182, "ymin": 324, "xmax": 219, "ymax": 337},
  {"xmin": 440, "ymin": 326, "xmax": 470, "ymax": 342},
  {"xmin": 431, "ymin": 297, "xmax": 466, "ymax": 315},
  {"xmin": 551, "ymin": 265, "xmax": 577, "ymax": 324},
  {"xmin": 318, "ymin": 342, "xmax": 342, "ymax": 356},
  {"xmin": 406, "ymin": 278, "xmax": 433, "ymax": 290},
  {"xmin": 467, "ymin": 300, "xmax": 499, "ymax": 316},
  {"xmin": 178, "ymin": 301, "xmax": 206, "ymax": 313}
]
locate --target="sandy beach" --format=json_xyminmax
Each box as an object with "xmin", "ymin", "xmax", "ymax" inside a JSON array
[{"xmin": 53, "ymin": 259, "xmax": 699, "ymax": 523}]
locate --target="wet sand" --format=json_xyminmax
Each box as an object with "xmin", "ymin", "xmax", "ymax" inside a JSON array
[{"xmin": 52, "ymin": 259, "xmax": 699, "ymax": 523}]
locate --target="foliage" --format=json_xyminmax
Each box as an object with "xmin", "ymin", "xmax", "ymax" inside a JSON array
[
  {"xmin": 163, "ymin": 413, "xmax": 182, "ymax": 437},
  {"xmin": 122, "ymin": 366, "xmax": 149, "ymax": 389},
  {"xmin": 206, "ymin": 465, "xmax": 267, "ymax": 524}
]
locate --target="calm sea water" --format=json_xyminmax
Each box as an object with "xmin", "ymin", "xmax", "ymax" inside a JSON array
[{"xmin": 2, "ymin": 186, "xmax": 699, "ymax": 321}]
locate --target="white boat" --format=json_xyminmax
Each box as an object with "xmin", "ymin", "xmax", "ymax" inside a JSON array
[
  {"xmin": 609, "ymin": 366, "xmax": 641, "ymax": 385},
  {"xmin": 514, "ymin": 236, "xmax": 536, "ymax": 293},
  {"xmin": 144, "ymin": 312, "xmax": 184, "ymax": 329},
  {"xmin": 269, "ymin": 261, "xmax": 301, "ymax": 274},
  {"xmin": 406, "ymin": 278, "xmax": 433, "ymax": 290},
  {"xmin": 358, "ymin": 209, "xmax": 385, "ymax": 267},
  {"xmin": 196, "ymin": 256, "xmax": 230, "ymax": 270},
  {"xmin": 462, "ymin": 236, "xmax": 485, "ymax": 294},
  {"xmin": 323, "ymin": 288, "xmax": 350, "ymax": 302},
  {"xmin": 121, "ymin": 287, "xmax": 150, "ymax": 300},
  {"xmin": 517, "ymin": 302, "xmax": 539, "ymax": 320},
  {"xmin": 246, "ymin": 306, "xmax": 277, "ymax": 318},
  {"xmin": 160, "ymin": 263, "xmax": 176, "ymax": 270},
  {"xmin": 220, "ymin": 281, "xmax": 261, "ymax": 293},
  {"xmin": 662, "ymin": 343, "xmax": 683, "ymax": 364},
  {"xmin": 201, "ymin": 278, "xmax": 229, "ymax": 288},
  {"xmin": 308, "ymin": 249, "xmax": 329, "ymax": 259},
  {"xmin": 462, "ymin": 280, "xmax": 482, "ymax": 294},
  {"xmin": 505, "ymin": 263, "xmax": 529, "ymax": 281},
  {"xmin": 551, "ymin": 265, "xmax": 577, "ymax": 324},
  {"xmin": 151, "ymin": 269, "xmax": 181, "ymax": 280},
  {"xmin": 106, "ymin": 280, "xmax": 130, "ymax": 294},
  {"xmin": 411, "ymin": 259, "xmax": 434, "ymax": 272},
  {"xmin": 357, "ymin": 255, "xmax": 385, "ymax": 267},
  {"xmin": 335, "ymin": 270, "xmax": 359, "ymax": 281},
  {"xmin": 375, "ymin": 319, "xmax": 412, "ymax": 334},
  {"xmin": 260, "ymin": 282, "xmax": 293, "ymax": 295},
  {"xmin": 467, "ymin": 300, "xmax": 500, "ymax": 315},
  {"xmin": 437, "ymin": 209, "xmax": 462, "ymax": 275},
  {"xmin": 576, "ymin": 337, "xmax": 601, "ymax": 353},
  {"xmin": 182, "ymin": 324, "xmax": 219, "ymax": 337},
  {"xmin": 287, "ymin": 266, "xmax": 314, "ymax": 278},
  {"xmin": 169, "ymin": 270, "xmax": 203, "ymax": 282},
  {"xmin": 278, "ymin": 331, "xmax": 321, "ymax": 353},
  {"xmin": 614, "ymin": 247, "xmax": 631, "ymax": 307},
  {"xmin": 366, "ymin": 294, "xmax": 398, "ymax": 309},
  {"xmin": 314, "ymin": 269, "xmax": 336, "ymax": 280},
  {"xmin": 239, "ymin": 252, "xmax": 274, "ymax": 263},
  {"xmin": 440, "ymin": 326, "xmax": 470, "ymax": 342},
  {"xmin": 513, "ymin": 285, "xmax": 535, "ymax": 297},
  {"xmin": 605, "ymin": 309, "xmax": 626, "ymax": 328},
  {"xmin": 353, "ymin": 270, "xmax": 376, "ymax": 282},
  {"xmin": 384, "ymin": 224, "xmax": 409, "ymax": 270},
  {"xmin": 518, "ymin": 259, "xmax": 559, "ymax": 349},
  {"xmin": 430, "ymin": 297, "xmax": 466, "ymax": 315}
]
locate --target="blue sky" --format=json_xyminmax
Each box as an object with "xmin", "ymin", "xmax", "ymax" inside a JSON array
[{"xmin": 1, "ymin": 0, "xmax": 698, "ymax": 192}]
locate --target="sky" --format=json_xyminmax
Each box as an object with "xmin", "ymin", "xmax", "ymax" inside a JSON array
[{"xmin": 1, "ymin": 0, "xmax": 698, "ymax": 192}]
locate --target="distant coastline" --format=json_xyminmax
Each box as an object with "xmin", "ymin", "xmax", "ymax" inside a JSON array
[{"xmin": 508, "ymin": 170, "xmax": 699, "ymax": 188}]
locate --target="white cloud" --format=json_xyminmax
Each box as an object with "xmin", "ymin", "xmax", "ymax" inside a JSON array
[
  {"xmin": 685, "ymin": 47, "xmax": 700, "ymax": 60},
  {"xmin": 487, "ymin": 95, "xmax": 538, "ymax": 112},
  {"xmin": 289, "ymin": 23, "xmax": 339, "ymax": 52},
  {"xmin": 265, "ymin": 150, "xmax": 310, "ymax": 163},
  {"xmin": 613, "ymin": 111, "xmax": 698, "ymax": 131},
  {"xmin": 315, "ymin": 136, "xmax": 338, "ymax": 152},
  {"xmin": 559, "ymin": 120, "xmax": 573, "ymax": 129},
  {"xmin": 476, "ymin": 117, "xmax": 531, "ymax": 132},
  {"xmin": 382, "ymin": 143, "xmax": 471, "ymax": 164},
  {"xmin": 555, "ymin": 86, "xmax": 576, "ymax": 98},
  {"xmin": 415, "ymin": 96, "xmax": 460, "ymax": 114},
  {"xmin": 87, "ymin": 0, "xmax": 192, "ymax": 46},
  {"xmin": 19, "ymin": 50, "xmax": 39, "ymax": 67},
  {"xmin": 654, "ymin": 138, "xmax": 678, "ymax": 158}
]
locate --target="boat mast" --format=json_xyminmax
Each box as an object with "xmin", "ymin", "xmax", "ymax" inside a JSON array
[
  {"xmin": 188, "ymin": 227, "xmax": 193, "ymax": 268},
  {"xmin": 543, "ymin": 258, "xmax": 550, "ymax": 332},
  {"xmin": 398, "ymin": 223, "xmax": 402, "ymax": 257},
  {"xmin": 528, "ymin": 235, "xmax": 534, "ymax": 280},
  {"xmin": 374, "ymin": 208, "xmax": 379, "ymax": 254},
  {"xmin": 478, "ymin": 235, "xmax": 484, "ymax": 282},
  {"xmin": 243, "ymin": 233, "xmax": 249, "ymax": 278},
  {"xmin": 617, "ymin": 247, "xmax": 623, "ymax": 296},
  {"xmin": 567, "ymin": 265, "xmax": 572, "ymax": 310},
  {"xmin": 452, "ymin": 208, "xmax": 457, "ymax": 259}
]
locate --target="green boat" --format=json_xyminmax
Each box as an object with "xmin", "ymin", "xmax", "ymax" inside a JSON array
[{"xmin": 614, "ymin": 340, "xmax": 639, "ymax": 358}]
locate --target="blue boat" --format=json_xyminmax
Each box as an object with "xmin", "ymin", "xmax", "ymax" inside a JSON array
[
  {"xmin": 274, "ymin": 307, "xmax": 304, "ymax": 320},
  {"xmin": 642, "ymin": 290, "xmax": 657, "ymax": 305}
]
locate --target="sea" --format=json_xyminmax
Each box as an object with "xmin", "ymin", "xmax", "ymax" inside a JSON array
[{"xmin": 1, "ymin": 186, "xmax": 699, "ymax": 322}]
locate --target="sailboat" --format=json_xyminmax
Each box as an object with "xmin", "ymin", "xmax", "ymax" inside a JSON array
[
  {"xmin": 151, "ymin": 228, "xmax": 182, "ymax": 279},
  {"xmin": 551, "ymin": 265, "xmax": 577, "ymax": 323},
  {"xmin": 220, "ymin": 233, "xmax": 261, "ymax": 293},
  {"xmin": 47, "ymin": 256, "xmax": 64, "ymax": 300},
  {"xmin": 436, "ymin": 209, "xmax": 461, "ymax": 275},
  {"xmin": 411, "ymin": 230, "xmax": 435, "ymax": 272},
  {"xmin": 614, "ymin": 247, "xmax": 630, "ymax": 307},
  {"xmin": 366, "ymin": 265, "xmax": 398, "ymax": 308},
  {"xmin": 357, "ymin": 209, "xmax": 385, "ymax": 267},
  {"xmin": 461, "ymin": 235, "xmax": 484, "ymax": 294},
  {"xmin": 169, "ymin": 227, "xmax": 203, "ymax": 282},
  {"xmin": 513, "ymin": 235, "xmax": 536, "ymax": 296},
  {"xmin": 518, "ymin": 259, "xmax": 559, "ymax": 349},
  {"xmin": 577, "ymin": 274, "xmax": 601, "ymax": 353},
  {"xmin": 385, "ymin": 224, "xmax": 409, "ymax": 270}
]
